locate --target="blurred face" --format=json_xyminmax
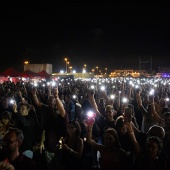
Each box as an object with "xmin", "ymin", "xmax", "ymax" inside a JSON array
[
  {"xmin": 103, "ymin": 133, "xmax": 116, "ymax": 147},
  {"xmin": 1, "ymin": 118, "xmax": 10, "ymax": 126},
  {"xmin": 123, "ymin": 108, "xmax": 133, "ymax": 123},
  {"xmin": 146, "ymin": 140, "xmax": 160, "ymax": 160},
  {"xmin": 19, "ymin": 105, "xmax": 29, "ymax": 116},
  {"xmin": 105, "ymin": 108, "xmax": 114, "ymax": 120},
  {"xmin": 53, "ymin": 87, "xmax": 58, "ymax": 96},
  {"xmin": 67, "ymin": 123, "xmax": 76, "ymax": 135},
  {"xmin": 117, "ymin": 125, "xmax": 127, "ymax": 136},
  {"xmin": 2, "ymin": 99, "xmax": 9, "ymax": 108},
  {"xmin": 2, "ymin": 131, "xmax": 19, "ymax": 155},
  {"xmin": 47, "ymin": 96, "xmax": 56, "ymax": 107}
]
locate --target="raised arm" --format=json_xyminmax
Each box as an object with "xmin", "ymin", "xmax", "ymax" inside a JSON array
[
  {"xmin": 151, "ymin": 96, "xmax": 163, "ymax": 125},
  {"xmin": 53, "ymin": 87, "xmax": 66, "ymax": 118},
  {"xmin": 31, "ymin": 87, "xmax": 43, "ymax": 107}
]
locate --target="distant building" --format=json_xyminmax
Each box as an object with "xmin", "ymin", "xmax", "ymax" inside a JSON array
[{"xmin": 24, "ymin": 64, "xmax": 52, "ymax": 74}]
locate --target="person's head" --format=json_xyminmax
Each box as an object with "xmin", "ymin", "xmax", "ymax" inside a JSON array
[
  {"xmin": 105, "ymin": 105, "xmax": 115, "ymax": 121},
  {"xmin": 147, "ymin": 125, "xmax": 165, "ymax": 140},
  {"xmin": 67, "ymin": 120, "xmax": 81, "ymax": 137},
  {"xmin": 1, "ymin": 97, "xmax": 9, "ymax": 108},
  {"xmin": 99, "ymin": 98, "xmax": 105, "ymax": 108},
  {"xmin": 82, "ymin": 99, "xmax": 93, "ymax": 113},
  {"xmin": 103, "ymin": 128, "xmax": 120, "ymax": 148},
  {"xmin": 145, "ymin": 136, "xmax": 163, "ymax": 160},
  {"xmin": 115, "ymin": 116, "xmax": 127, "ymax": 136},
  {"xmin": 1, "ymin": 111, "xmax": 12, "ymax": 126},
  {"xmin": 47, "ymin": 95, "xmax": 56, "ymax": 107},
  {"xmin": 2, "ymin": 127, "xmax": 24, "ymax": 155},
  {"xmin": 18, "ymin": 102, "xmax": 31, "ymax": 116},
  {"xmin": 161, "ymin": 107, "xmax": 170, "ymax": 116},
  {"xmin": 65, "ymin": 94, "xmax": 72, "ymax": 102},
  {"xmin": 52, "ymin": 87, "xmax": 59, "ymax": 97}
]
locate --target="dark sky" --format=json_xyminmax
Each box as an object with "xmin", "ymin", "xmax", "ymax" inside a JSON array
[{"xmin": 0, "ymin": 1, "xmax": 170, "ymax": 73}]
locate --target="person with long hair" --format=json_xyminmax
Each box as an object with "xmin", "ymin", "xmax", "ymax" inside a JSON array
[{"xmin": 50, "ymin": 120, "xmax": 84, "ymax": 170}]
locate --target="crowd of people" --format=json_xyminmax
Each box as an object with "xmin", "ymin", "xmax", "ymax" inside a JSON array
[{"xmin": 0, "ymin": 76, "xmax": 170, "ymax": 170}]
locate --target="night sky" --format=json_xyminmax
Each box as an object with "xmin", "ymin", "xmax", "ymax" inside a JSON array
[{"xmin": 0, "ymin": 1, "xmax": 170, "ymax": 73}]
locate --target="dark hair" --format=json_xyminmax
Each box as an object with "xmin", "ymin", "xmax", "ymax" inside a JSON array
[
  {"xmin": 104, "ymin": 128, "xmax": 121, "ymax": 148},
  {"xmin": 115, "ymin": 116, "xmax": 125, "ymax": 127},
  {"xmin": 146, "ymin": 136, "xmax": 163, "ymax": 152},
  {"xmin": 1, "ymin": 111, "xmax": 12, "ymax": 120},
  {"xmin": 19, "ymin": 102, "xmax": 31, "ymax": 110},
  {"xmin": 81, "ymin": 99, "xmax": 93, "ymax": 112},
  {"xmin": 162, "ymin": 111, "xmax": 170, "ymax": 118},
  {"xmin": 68, "ymin": 120, "xmax": 81, "ymax": 137},
  {"xmin": 7, "ymin": 127, "xmax": 24, "ymax": 142}
]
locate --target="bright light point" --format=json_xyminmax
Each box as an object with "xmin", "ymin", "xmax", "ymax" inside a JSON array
[
  {"xmin": 60, "ymin": 70, "xmax": 64, "ymax": 74},
  {"xmin": 87, "ymin": 111, "xmax": 94, "ymax": 118},
  {"xmin": 72, "ymin": 95, "xmax": 77, "ymax": 99},
  {"xmin": 149, "ymin": 89, "xmax": 154, "ymax": 95},
  {"xmin": 166, "ymin": 98, "xmax": 169, "ymax": 101},
  {"xmin": 100, "ymin": 86, "xmax": 105, "ymax": 91},
  {"xmin": 52, "ymin": 82, "xmax": 56, "ymax": 86},
  {"xmin": 82, "ymin": 69, "xmax": 86, "ymax": 73},
  {"xmin": 122, "ymin": 98, "xmax": 128, "ymax": 103},
  {"xmin": 110, "ymin": 94, "xmax": 115, "ymax": 99},
  {"xmin": 135, "ymin": 85, "xmax": 139, "ymax": 89},
  {"xmin": 91, "ymin": 85, "xmax": 95, "ymax": 89}
]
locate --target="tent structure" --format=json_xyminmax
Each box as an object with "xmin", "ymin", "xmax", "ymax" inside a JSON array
[
  {"xmin": 37, "ymin": 70, "xmax": 51, "ymax": 79},
  {"xmin": 23, "ymin": 69, "xmax": 40, "ymax": 78},
  {"xmin": 0, "ymin": 67, "xmax": 28, "ymax": 77}
]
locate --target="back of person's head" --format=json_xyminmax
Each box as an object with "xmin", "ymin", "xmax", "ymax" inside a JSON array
[
  {"xmin": 162, "ymin": 108, "xmax": 170, "ymax": 116},
  {"xmin": 115, "ymin": 116, "xmax": 125, "ymax": 128},
  {"xmin": 162, "ymin": 111, "xmax": 170, "ymax": 119},
  {"xmin": 81, "ymin": 99, "xmax": 93, "ymax": 112},
  {"xmin": 147, "ymin": 125, "xmax": 165, "ymax": 140},
  {"xmin": 115, "ymin": 116, "xmax": 127, "ymax": 135}
]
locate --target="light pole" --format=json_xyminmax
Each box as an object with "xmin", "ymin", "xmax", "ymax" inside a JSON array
[
  {"xmin": 96, "ymin": 66, "xmax": 98, "ymax": 76},
  {"xmin": 105, "ymin": 68, "xmax": 107, "ymax": 75},
  {"xmin": 64, "ymin": 58, "xmax": 67, "ymax": 73},
  {"xmin": 69, "ymin": 66, "xmax": 72, "ymax": 73},
  {"xmin": 24, "ymin": 61, "xmax": 29, "ymax": 71},
  {"xmin": 67, "ymin": 62, "xmax": 69, "ymax": 73}
]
